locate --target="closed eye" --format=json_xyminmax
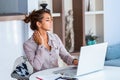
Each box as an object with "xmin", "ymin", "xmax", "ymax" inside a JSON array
[
  {"xmin": 46, "ymin": 20, "xmax": 50, "ymax": 21},
  {"xmin": 46, "ymin": 19, "xmax": 53, "ymax": 22}
]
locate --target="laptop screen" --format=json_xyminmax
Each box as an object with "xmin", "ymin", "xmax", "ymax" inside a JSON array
[{"xmin": 77, "ymin": 42, "xmax": 108, "ymax": 76}]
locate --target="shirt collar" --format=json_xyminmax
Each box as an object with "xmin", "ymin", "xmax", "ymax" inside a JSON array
[
  {"xmin": 47, "ymin": 32, "xmax": 58, "ymax": 48},
  {"xmin": 47, "ymin": 31, "xmax": 56, "ymax": 41},
  {"xmin": 30, "ymin": 31, "xmax": 56, "ymax": 47}
]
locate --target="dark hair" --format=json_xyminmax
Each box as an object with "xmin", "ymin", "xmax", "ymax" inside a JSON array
[{"xmin": 24, "ymin": 9, "xmax": 51, "ymax": 30}]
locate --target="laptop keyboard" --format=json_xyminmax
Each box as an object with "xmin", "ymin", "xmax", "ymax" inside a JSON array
[{"xmin": 53, "ymin": 66, "xmax": 77, "ymax": 76}]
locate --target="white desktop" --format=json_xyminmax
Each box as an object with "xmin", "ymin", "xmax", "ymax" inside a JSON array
[{"xmin": 29, "ymin": 66, "xmax": 120, "ymax": 80}]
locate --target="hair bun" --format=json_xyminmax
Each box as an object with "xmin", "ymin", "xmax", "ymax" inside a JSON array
[{"xmin": 24, "ymin": 15, "xmax": 31, "ymax": 23}]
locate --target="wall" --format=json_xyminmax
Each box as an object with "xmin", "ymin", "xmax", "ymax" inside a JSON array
[
  {"xmin": 0, "ymin": 20, "xmax": 25, "ymax": 80},
  {"xmin": 0, "ymin": 1, "xmax": 27, "ymax": 80},
  {"xmin": 104, "ymin": 0, "xmax": 120, "ymax": 45}
]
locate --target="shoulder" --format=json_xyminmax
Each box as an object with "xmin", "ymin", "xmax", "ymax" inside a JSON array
[
  {"xmin": 47, "ymin": 31, "xmax": 60, "ymax": 40},
  {"xmin": 23, "ymin": 36, "xmax": 37, "ymax": 48},
  {"xmin": 47, "ymin": 32, "xmax": 62, "ymax": 45},
  {"xmin": 24, "ymin": 36, "xmax": 33, "ymax": 45}
]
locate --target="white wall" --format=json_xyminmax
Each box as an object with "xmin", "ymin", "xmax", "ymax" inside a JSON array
[
  {"xmin": 0, "ymin": 21, "xmax": 25, "ymax": 80},
  {"xmin": 104, "ymin": 0, "xmax": 120, "ymax": 45}
]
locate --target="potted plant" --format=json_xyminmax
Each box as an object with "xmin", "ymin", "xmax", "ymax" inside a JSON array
[{"xmin": 85, "ymin": 31, "xmax": 98, "ymax": 45}]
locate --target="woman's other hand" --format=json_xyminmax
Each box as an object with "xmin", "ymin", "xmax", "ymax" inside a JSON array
[
  {"xmin": 73, "ymin": 59, "xmax": 78, "ymax": 65},
  {"xmin": 33, "ymin": 30, "xmax": 43, "ymax": 45}
]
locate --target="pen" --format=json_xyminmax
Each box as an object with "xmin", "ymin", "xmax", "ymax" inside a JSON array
[{"xmin": 36, "ymin": 76, "xmax": 43, "ymax": 80}]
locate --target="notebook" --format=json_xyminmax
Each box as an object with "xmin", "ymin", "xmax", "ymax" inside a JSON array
[{"xmin": 53, "ymin": 42, "xmax": 108, "ymax": 78}]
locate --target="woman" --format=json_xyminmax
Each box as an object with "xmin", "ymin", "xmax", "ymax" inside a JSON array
[{"xmin": 23, "ymin": 8, "xmax": 78, "ymax": 72}]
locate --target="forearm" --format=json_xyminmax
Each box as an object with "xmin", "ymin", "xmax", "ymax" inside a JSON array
[
  {"xmin": 59, "ymin": 46, "xmax": 75, "ymax": 65},
  {"xmin": 31, "ymin": 54, "xmax": 43, "ymax": 71},
  {"xmin": 54, "ymin": 34, "xmax": 75, "ymax": 65},
  {"xmin": 62, "ymin": 54, "xmax": 74, "ymax": 65}
]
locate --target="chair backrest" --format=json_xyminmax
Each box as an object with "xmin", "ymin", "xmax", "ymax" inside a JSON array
[
  {"xmin": 13, "ymin": 56, "xmax": 33, "ymax": 74},
  {"xmin": 11, "ymin": 56, "xmax": 33, "ymax": 80}
]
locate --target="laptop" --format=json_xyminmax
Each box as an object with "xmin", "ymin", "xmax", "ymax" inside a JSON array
[{"xmin": 53, "ymin": 42, "xmax": 108, "ymax": 78}]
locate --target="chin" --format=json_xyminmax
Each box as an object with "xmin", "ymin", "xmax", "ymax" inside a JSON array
[
  {"xmin": 46, "ymin": 29, "xmax": 52, "ymax": 31},
  {"xmin": 48, "ymin": 28, "xmax": 52, "ymax": 31}
]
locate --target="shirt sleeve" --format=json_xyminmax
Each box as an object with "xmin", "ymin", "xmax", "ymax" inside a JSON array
[
  {"xmin": 23, "ymin": 42, "xmax": 44, "ymax": 71},
  {"xmin": 54, "ymin": 34, "xmax": 75, "ymax": 65}
]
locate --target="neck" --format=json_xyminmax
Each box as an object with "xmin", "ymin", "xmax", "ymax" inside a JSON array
[
  {"xmin": 38, "ymin": 30, "xmax": 48, "ymax": 39},
  {"xmin": 38, "ymin": 29, "xmax": 51, "ymax": 51}
]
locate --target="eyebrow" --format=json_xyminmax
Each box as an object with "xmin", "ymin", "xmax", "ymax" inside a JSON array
[{"xmin": 45, "ymin": 17, "xmax": 53, "ymax": 20}]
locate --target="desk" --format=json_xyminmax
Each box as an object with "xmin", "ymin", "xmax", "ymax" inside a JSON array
[{"xmin": 30, "ymin": 66, "xmax": 120, "ymax": 80}]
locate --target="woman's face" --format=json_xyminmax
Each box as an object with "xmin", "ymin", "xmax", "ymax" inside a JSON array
[{"xmin": 39, "ymin": 13, "xmax": 53, "ymax": 31}]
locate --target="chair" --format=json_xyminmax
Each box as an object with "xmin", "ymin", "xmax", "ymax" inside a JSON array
[{"xmin": 11, "ymin": 56, "xmax": 33, "ymax": 80}]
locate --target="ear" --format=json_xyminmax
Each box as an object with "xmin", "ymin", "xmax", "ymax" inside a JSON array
[{"xmin": 36, "ymin": 21, "xmax": 41, "ymax": 28}]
